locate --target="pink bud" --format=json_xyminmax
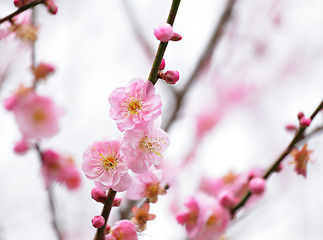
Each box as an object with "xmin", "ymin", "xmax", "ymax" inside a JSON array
[
  {"xmin": 171, "ymin": 33, "xmax": 182, "ymax": 41},
  {"xmin": 91, "ymin": 216, "xmax": 105, "ymax": 228},
  {"xmin": 300, "ymin": 117, "xmax": 311, "ymax": 127},
  {"xmin": 46, "ymin": 0, "xmax": 58, "ymax": 15},
  {"xmin": 91, "ymin": 188, "xmax": 107, "ymax": 204},
  {"xmin": 218, "ymin": 190, "xmax": 237, "ymax": 208},
  {"xmin": 13, "ymin": 139, "xmax": 30, "ymax": 154},
  {"xmin": 113, "ymin": 198, "xmax": 122, "ymax": 207},
  {"xmin": 249, "ymin": 177, "xmax": 266, "ymax": 195},
  {"xmin": 297, "ymin": 112, "xmax": 304, "ymax": 120},
  {"xmin": 285, "ymin": 124, "xmax": 297, "ymax": 131},
  {"xmin": 14, "ymin": 0, "xmax": 24, "ymax": 8},
  {"xmin": 163, "ymin": 70, "xmax": 180, "ymax": 84},
  {"xmin": 4, "ymin": 95, "xmax": 18, "ymax": 111},
  {"xmin": 104, "ymin": 225, "xmax": 111, "ymax": 234},
  {"xmin": 154, "ymin": 23, "xmax": 173, "ymax": 42},
  {"xmin": 160, "ymin": 59, "xmax": 166, "ymax": 70}
]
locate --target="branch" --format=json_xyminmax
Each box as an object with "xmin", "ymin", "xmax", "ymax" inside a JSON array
[
  {"xmin": 94, "ymin": 189, "xmax": 117, "ymax": 240},
  {"xmin": 0, "ymin": 0, "xmax": 46, "ymax": 25},
  {"xmin": 231, "ymin": 99, "xmax": 323, "ymax": 216},
  {"xmin": 147, "ymin": 0, "xmax": 182, "ymax": 85},
  {"xmin": 35, "ymin": 144, "xmax": 63, "ymax": 240},
  {"xmin": 164, "ymin": 0, "xmax": 237, "ymax": 131}
]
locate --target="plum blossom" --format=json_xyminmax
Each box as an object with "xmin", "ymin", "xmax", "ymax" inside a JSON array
[
  {"xmin": 122, "ymin": 123, "xmax": 169, "ymax": 174},
  {"xmin": 106, "ymin": 220, "xmax": 138, "ymax": 240},
  {"xmin": 176, "ymin": 193, "xmax": 231, "ymax": 240},
  {"xmin": 108, "ymin": 78, "xmax": 162, "ymax": 132},
  {"xmin": 41, "ymin": 149, "xmax": 81, "ymax": 190},
  {"xmin": 290, "ymin": 143, "xmax": 313, "ymax": 178},
  {"xmin": 4, "ymin": 88, "xmax": 63, "ymax": 140},
  {"xmin": 82, "ymin": 139, "xmax": 132, "ymax": 192},
  {"xmin": 130, "ymin": 203, "xmax": 156, "ymax": 232},
  {"xmin": 126, "ymin": 166, "xmax": 167, "ymax": 203}
]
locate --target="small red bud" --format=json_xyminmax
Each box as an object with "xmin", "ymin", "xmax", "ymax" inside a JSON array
[
  {"xmin": 300, "ymin": 117, "xmax": 311, "ymax": 127},
  {"xmin": 249, "ymin": 177, "xmax": 266, "ymax": 195},
  {"xmin": 163, "ymin": 70, "xmax": 180, "ymax": 84},
  {"xmin": 91, "ymin": 188, "xmax": 107, "ymax": 204},
  {"xmin": 91, "ymin": 216, "xmax": 105, "ymax": 228},
  {"xmin": 159, "ymin": 59, "xmax": 166, "ymax": 70},
  {"xmin": 285, "ymin": 124, "xmax": 297, "ymax": 131},
  {"xmin": 171, "ymin": 33, "xmax": 182, "ymax": 41},
  {"xmin": 297, "ymin": 112, "xmax": 304, "ymax": 120},
  {"xmin": 113, "ymin": 198, "xmax": 122, "ymax": 207}
]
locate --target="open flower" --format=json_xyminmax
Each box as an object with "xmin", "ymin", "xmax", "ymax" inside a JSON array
[
  {"xmin": 106, "ymin": 220, "xmax": 138, "ymax": 240},
  {"xmin": 5, "ymin": 88, "xmax": 63, "ymax": 140},
  {"xmin": 176, "ymin": 193, "xmax": 231, "ymax": 240},
  {"xmin": 130, "ymin": 203, "xmax": 156, "ymax": 232},
  {"xmin": 126, "ymin": 166, "xmax": 167, "ymax": 203},
  {"xmin": 290, "ymin": 143, "xmax": 313, "ymax": 178},
  {"xmin": 82, "ymin": 139, "xmax": 131, "ymax": 192},
  {"xmin": 122, "ymin": 123, "xmax": 169, "ymax": 174},
  {"xmin": 108, "ymin": 78, "xmax": 162, "ymax": 132}
]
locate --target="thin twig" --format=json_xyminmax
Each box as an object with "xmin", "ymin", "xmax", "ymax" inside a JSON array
[
  {"xmin": 231, "ymin": 99, "xmax": 323, "ymax": 216},
  {"xmin": 0, "ymin": 0, "xmax": 45, "ymax": 25},
  {"xmin": 94, "ymin": 189, "xmax": 117, "ymax": 240},
  {"xmin": 164, "ymin": 0, "xmax": 237, "ymax": 131},
  {"xmin": 121, "ymin": 0, "xmax": 155, "ymax": 60},
  {"xmin": 35, "ymin": 144, "xmax": 63, "ymax": 240}
]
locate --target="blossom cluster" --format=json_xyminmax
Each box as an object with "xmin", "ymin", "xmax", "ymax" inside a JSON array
[{"xmin": 82, "ymin": 78, "xmax": 169, "ymax": 193}]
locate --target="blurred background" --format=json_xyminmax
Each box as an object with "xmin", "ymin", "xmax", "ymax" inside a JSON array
[{"xmin": 1, "ymin": 0, "xmax": 323, "ymax": 239}]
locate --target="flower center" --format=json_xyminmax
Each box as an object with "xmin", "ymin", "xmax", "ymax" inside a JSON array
[
  {"xmin": 100, "ymin": 154, "xmax": 118, "ymax": 171},
  {"xmin": 121, "ymin": 95, "xmax": 143, "ymax": 116},
  {"xmin": 139, "ymin": 136, "xmax": 165, "ymax": 157},
  {"xmin": 33, "ymin": 109, "xmax": 46, "ymax": 123},
  {"xmin": 206, "ymin": 214, "xmax": 218, "ymax": 226}
]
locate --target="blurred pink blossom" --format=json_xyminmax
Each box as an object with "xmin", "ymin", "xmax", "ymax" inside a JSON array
[
  {"xmin": 106, "ymin": 220, "xmax": 138, "ymax": 240},
  {"xmin": 154, "ymin": 23, "xmax": 173, "ymax": 42}
]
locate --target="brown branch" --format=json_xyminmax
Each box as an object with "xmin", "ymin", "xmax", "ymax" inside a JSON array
[
  {"xmin": 163, "ymin": 0, "xmax": 237, "ymax": 132},
  {"xmin": 0, "ymin": 0, "xmax": 46, "ymax": 25},
  {"xmin": 94, "ymin": 189, "xmax": 117, "ymax": 240},
  {"xmin": 231, "ymin": 99, "xmax": 323, "ymax": 216}
]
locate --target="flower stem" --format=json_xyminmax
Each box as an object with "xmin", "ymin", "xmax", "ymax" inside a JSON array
[
  {"xmin": 0, "ymin": 0, "xmax": 46, "ymax": 25},
  {"xmin": 147, "ymin": 0, "xmax": 181, "ymax": 85},
  {"xmin": 94, "ymin": 189, "xmax": 117, "ymax": 240},
  {"xmin": 231, "ymin": 99, "xmax": 323, "ymax": 216}
]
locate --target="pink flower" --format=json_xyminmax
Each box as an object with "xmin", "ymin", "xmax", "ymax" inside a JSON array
[
  {"xmin": 6, "ymin": 89, "xmax": 63, "ymax": 140},
  {"xmin": 82, "ymin": 139, "xmax": 132, "ymax": 192},
  {"xmin": 176, "ymin": 193, "xmax": 231, "ymax": 240},
  {"xmin": 108, "ymin": 78, "xmax": 162, "ymax": 132},
  {"xmin": 154, "ymin": 23, "xmax": 173, "ymax": 42},
  {"xmin": 122, "ymin": 123, "xmax": 169, "ymax": 174},
  {"xmin": 41, "ymin": 149, "xmax": 81, "ymax": 189},
  {"xmin": 126, "ymin": 166, "xmax": 166, "ymax": 203},
  {"xmin": 106, "ymin": 220, "xmax": 138, "ymax": 240}
]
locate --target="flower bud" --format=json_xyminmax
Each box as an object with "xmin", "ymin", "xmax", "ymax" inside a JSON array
[
  {"xmin": 4, "ymin": 95, "xmax": 18, "ymax": 111},
  {"xmin": 113, "ymin": 198, "xmax": 122, "ymax": 207},
  {"xmin": 91, "ymin": 216, "xmax": 105, "ymax": 228},
  {"xmin": 46, "ymin": 0, "xmax": 58, "ymax": 15},
  {"xmin": 297, "ymin": 112, "xmax": 304, "ymax": 120},
  {"xmin": 171, "ymin": 33, "xmax": 182, "ymax": 41},
  {"xmin": 300, "ymin": 117, "xmax": 311, "ymax": 127},
  {"xmin": 218, "ymin": 190, "xmax": 237, "ymax": 208},
  {"xmin": 163, "ymin": 70, "xmax": 180, "ymax": 84},
  {"xmin": 249, "ymin": 177, "xmax": 266, "ymax": 195},
  {"xmin": 154, "ymin": 23, "xmax": 173, "ymax": 42},
  {"xmin": 159, "ymin": 59, "xmax": 166, "ymax": 70},
  {"xmin": 14, "ymin": 139, "xmax": 30, "ymax": 154},
  {"xmin": 91, "ymin": 188, "xmax": 107, "ymax": 204},
  {"xmin": 285, "ymin": 124, "xmax": 297, "ymax": 131}
]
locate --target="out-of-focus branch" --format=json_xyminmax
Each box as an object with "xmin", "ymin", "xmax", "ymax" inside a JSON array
[
  {"xmin": 0, "ymin": 0, "xmax": 45, "ymax": 25},
  {"xmin": 121, "ymin": 0, "xmax": 155, "ymax": 60},
  {"xmin": 164, "ymin": 0, "xmax": 237, "ymax": 132},
  {"xmin": 94, "ymin": 189, "xmax": 117, "ymax": 240},
  {"xmin": 35, "ymin": 144, "xmax": 63, "ymax": 240},
  {"xmin": 231, "ymin": 99, "xmax": 323, "ymax": 216}
]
